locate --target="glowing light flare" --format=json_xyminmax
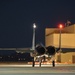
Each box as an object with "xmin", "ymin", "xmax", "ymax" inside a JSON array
[
  {"xmin": 58, "ymin": 24, "xmax": 63, "ymax": 29},
  {"xmin": 33, "ymin": 23, "xmax": 36, "ymax": 28}
]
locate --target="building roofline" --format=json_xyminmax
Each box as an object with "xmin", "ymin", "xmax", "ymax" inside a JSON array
[{"xmin": 46, "ymin": 24, "xmax": 75, "ymax": 35}]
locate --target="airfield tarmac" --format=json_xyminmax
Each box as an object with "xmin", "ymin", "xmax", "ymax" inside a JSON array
[{"xmin": 0, "ymin": 64, "xmax": 75, "ymax": 75}]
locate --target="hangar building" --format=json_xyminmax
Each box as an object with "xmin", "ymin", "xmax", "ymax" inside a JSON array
[{"xmin": 45, "ymin": 24, "xmax": 75, "ymax": 63}]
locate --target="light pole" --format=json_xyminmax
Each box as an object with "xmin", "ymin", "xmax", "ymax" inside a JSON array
[
  {"xmin": 32, "ymin": 23, "xmax": 36, "ymax": 50},
  {"xmin": 59, "ymin": 24, "xmax": 64, "ymax": 52},
  {"xmin": 58, "ymin": 24, "xmax": 63, "ymax": 52},
  {"xmin": 32, "ymin": 23, "xmax": 36, "ymax": 67},
  {"xmin": 58, "ymin": 24, "xmax": 63, "ymax": 63}
]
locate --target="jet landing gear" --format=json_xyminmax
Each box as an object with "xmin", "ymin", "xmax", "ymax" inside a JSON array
[
  {"xmin": 32, "ymin": 57, "xmax": 35, "ymax": 67},
  {"xmin": 32, "ymin": 57, "xmax": 42, "ymax": 67},
  {"xmin": 39, "ymin": 58, "xmax": 42, "ymax": 67},
  {"xmin": 32, "ymin": 59, "xmax": 35, "ymax": 67},
  {"xmin": 52, "ymin": 60, "xmax": 55, "ymax": 67},
  {"xmin": 32, "ymin": 58, "xmax": 55, "ymax": 67}
]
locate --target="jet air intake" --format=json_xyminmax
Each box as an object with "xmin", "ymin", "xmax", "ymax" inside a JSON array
[
  {"xmin": 35, "ymin": 44, "xmax": 45, "ymax": 55},
  {"xmin": 46, "ymin": 46, "xmax": 55, "ymax": 55}
]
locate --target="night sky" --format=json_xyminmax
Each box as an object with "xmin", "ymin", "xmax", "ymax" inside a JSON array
[{"xmin": 0, "ymin": 0, "xmax": 75, "ymax": 48}]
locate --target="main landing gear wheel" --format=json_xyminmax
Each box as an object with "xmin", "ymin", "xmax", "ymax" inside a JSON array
[{"xmin": 52, "ymin": 60, "xmax": 55, "ymax": 67}]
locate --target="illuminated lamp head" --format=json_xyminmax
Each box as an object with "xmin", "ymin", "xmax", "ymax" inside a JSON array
[{"xmin": 58, "ymin": 24, "xmax": 63, "ymax": 29}]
